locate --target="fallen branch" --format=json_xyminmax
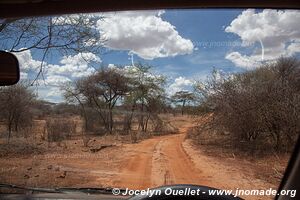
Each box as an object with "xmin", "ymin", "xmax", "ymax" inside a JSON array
[{"xmin": 89, "ymin": 144, "xmax": 115, "ymax": 153}]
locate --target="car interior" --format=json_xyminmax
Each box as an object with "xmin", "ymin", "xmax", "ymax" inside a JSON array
[{"xmin": 0, "ymin": 0, "xmax": 300, "ymax": 200}]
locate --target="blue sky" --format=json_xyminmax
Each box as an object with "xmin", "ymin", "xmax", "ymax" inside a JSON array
[
  {"xmin": 100, "ymin": 9, "xmax": 244, "ymax": 76},
  {"xmin": 4, "ymin": 9, "xmax": 300, "ymax": 102}
]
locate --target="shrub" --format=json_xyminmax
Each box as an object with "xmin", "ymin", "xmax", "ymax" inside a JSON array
[
  {"xmin": 195, "ymin": 58, "xmax": 300, "ymax": 152},
  {"xmin": 46, "ymin": 118, "xmax": 76, "ymax": 145}
]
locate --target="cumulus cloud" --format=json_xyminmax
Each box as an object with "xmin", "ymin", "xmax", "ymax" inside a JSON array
[
  {"xmin": 97, "ymin": 10, "xmax": 194, "ymax": 60},
  {"xmin": 46, "ymin": 52, "xmax": 100, "ymax": 78},
  {"xmin": 14, "ymin": 50, "xmax": 99, "ymax": 80},
  {"xmin": 41, "ymin": 73, "xmax": 73, "ymax": 102},
  {"xmin": 45, "ymin": 75, "xmax": 71, "ymax": 86},
  {"xmin": 13, "ymin": 50, "xmax": 41, "ymax": 71},
  {"xmin": 46, "ymin": 87, "xmax": 62, "ymax": 98},
  {"xmin": 13, "ymin": 50, "xmax": 43, "ymax": 81},
  {"xmin": 168, "ymin": 76, "xmax": 193, "ymax": 95},
  {"xmin": 13, "ymin": 50, "xmax": 100, "ymax": 102},
  {"xmin": 225, "ymin": 52, "xmax": 261, "ymax": 69},
  {"xmin": 37, "ymin": 86, "xmax": 64, "ymax": 103},
  {"xmin": 43, "ymin": 52, "xmax": 100, "ymax": 102},
  {"xmin": 20, "ymin": 72, "xmax": 28, "ymax": 80},
  {"xmin": 225, "ymin": 9, "xmax": 300, "ymax": 68}
]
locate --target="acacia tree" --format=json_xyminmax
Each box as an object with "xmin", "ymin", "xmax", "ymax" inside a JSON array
[
  {"xmin": 91, "ymin": 68, "xmax": 131, "ymax": 133},
  {"xmin": 63, "ymin": 64, "xmax": 166, "ymax": 134},
  {"xmin": 193, "ymin": 69, "xmax": 225, "ymax": 113},
  {"xmin": 0, "ymin": 83, "xmax": 35, "ymax": 143},
  {"xmin": 63, "ymin": 67, "xmax": 130, "ymax": 134},
  {"xmin": 62, "ymin": 80, "xmax": 90, "ymax": 131},
  {"xmin": 123, "ymin": 64, "xmax": 166, "ymax": 132},
  {"xmin": 171, "ymin": 90, "xmax": 195, "ymax": 115}
]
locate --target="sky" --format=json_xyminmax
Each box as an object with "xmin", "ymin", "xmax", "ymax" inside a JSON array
[{"xmin": 7, "ymin": 9, "xmax": 300, "ymax": 103}]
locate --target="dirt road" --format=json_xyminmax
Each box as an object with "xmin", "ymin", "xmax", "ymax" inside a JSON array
[
  {"xmin": 113, "ymin": 119, "xmax": 273, "ymax": 200},
  {"xmin": 114, "ymin": 125, "xmax": 206, "ymax": 189},
  {"xmin": 0, "ymin": 116, "xmax": 275, "ymax": 200}
]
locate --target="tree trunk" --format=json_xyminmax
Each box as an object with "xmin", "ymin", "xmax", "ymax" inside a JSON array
[
  {"xmin": 181, "ymin": 100, "xmax": 186, "ymax": 115},
  {"xmin": 144, "ymin": 114, "xmax": 150, "ymax": 132},
  {"xmin": 7, "ymin": 123, "xmax": 12, "ymax": 144},
  {"xmin": 109, "ymin": 108, "xmax": 113, "ymax": 134}
]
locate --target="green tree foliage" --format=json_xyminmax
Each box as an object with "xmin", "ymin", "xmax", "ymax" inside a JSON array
[{"xmin": 171, "ymin": 91, "xmax": 195, "ymax": 115}]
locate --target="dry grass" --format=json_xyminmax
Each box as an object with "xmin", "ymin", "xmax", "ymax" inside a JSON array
[
  {"xmin": 187, "ymin": 124, "xmax": 291, "ymax": 187},
  {"xmin": 0, "ymin": 114, "xmax": 180, "ymax": 191}
]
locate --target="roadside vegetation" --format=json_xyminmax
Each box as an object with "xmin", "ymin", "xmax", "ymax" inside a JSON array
[
  {"xmin": 0, "ymin": 57, "xmax": 299, "ymax": 153},
  {"xmin": 0, "ymin": 64, "xmax": 178, "ymax": 150},
  {"xmin": 189, "ymin": 57, "xmax": 300, "ymax": 154},
  {"xmin": 0, "ymin": 57, "xmax": 299, "ymax": 189},
  {"xmin": 184, "ymin": 57, "xmax": 300, "ymax": 185}
]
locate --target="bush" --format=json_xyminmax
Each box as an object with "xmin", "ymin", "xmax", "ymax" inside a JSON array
[
  {"xmin": 0, "ymin": 83, "xmax": 35, "ymax": 142},
  {"xmin": 196, "ymin": 58, "xmax": 300, "ymax": 152},
  {"xmin": 46, "ymin": 118, "xmax": 76, "ymax": 145}
]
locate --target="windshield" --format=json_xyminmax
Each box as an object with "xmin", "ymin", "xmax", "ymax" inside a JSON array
[{"xmin": 0, "ymin": 9, "xmax": 299, "ymax": 199}]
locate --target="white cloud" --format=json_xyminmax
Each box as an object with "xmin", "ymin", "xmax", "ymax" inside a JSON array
[
  {"xmin": 225, "ymin": 9, "xmax": 300, "ymax": 68},
  {"xmin": 37, "ymin": 86, "xmax": 64, "ymax": 103},
  {"xmin": 225, "ymin": 52, "xmax": 261, "ymax": 69},
  {"xmin": 168, "ymin": 76, "xmax": 193, "ymax": 95},
  {"xmin": 46, "ymin": 52, "xmax": 100, "ymax": 78},
  {"xmin": 42, "ymin": 52, "xmax": 100, "ymax": 102},
  {"xmin": 287, "ymin": 42, "xmax": 300, "ymax": 56},
  {"xmin": 14, "ymin": 50, "xmax": 99, "ymax": 79},
  {"xmin": 13, "ymin": 50, "xmax": 41, "ymax": 71},
  {"xmin": 13, "ymin": 50, "xmax": 42, "ymax": 80},
  {"xmin": 13, "ymin": 50, "xmax": 100, "ymax": 102},
  {"xmin": 45, "ymin": 75, "xmax": 71, "ymax": 86},
  {"xmin": 46, "ymin": 87, "xmax": 61, "ymax": 98},
  {"xmin": 20, "ymin": 72, "xmax": 28, "ymax": 80},
  {"xmin": 97, "ymin": 10, "xmax": 194, "ymax": 60},
  {"xmin": 107, "ymin": 63, "xmax": 117, "ymax": 69}
]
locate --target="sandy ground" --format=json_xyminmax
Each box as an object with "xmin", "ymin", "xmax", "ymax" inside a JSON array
[
  {"xmin": 112, "ymin": 119, "xmax": 274, "ymax": 200},
  {"xmin": 0, "ymin": 116, "xmax": 281, "ymax": 199}
]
